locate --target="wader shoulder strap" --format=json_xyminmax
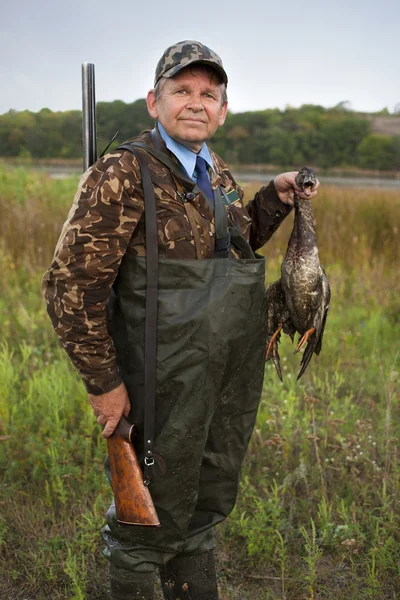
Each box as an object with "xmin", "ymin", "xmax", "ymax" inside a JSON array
[
  {"xmin": 213, "ymin": 187, "xmax": 230, "ymax": 258},
  {"xmin": 219, "ymin": 187, "xmax": 255, "ymax": 259},
  {"xmin": 229, "ymin": 228, "xmax": 256, "ymax": 259},
  {"xmin": 119, "ymin": 145, "xmax": 158, "ymax": 485}
]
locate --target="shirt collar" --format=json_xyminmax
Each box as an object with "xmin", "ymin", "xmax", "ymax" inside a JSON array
[{"xmin": 157, "ymin": 122, "xmax": 214, "ymax": 178}]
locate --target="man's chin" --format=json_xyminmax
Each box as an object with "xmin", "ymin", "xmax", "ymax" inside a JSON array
[
  {"xmin": 178, "ymin": 126, "xmax": 207, "ymax": 139},
  {"xmin": 175, "ymin": 129, "xmax": 208, "ymax": 148}
]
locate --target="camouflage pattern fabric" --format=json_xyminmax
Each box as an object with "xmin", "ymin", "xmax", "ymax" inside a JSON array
[
  {"xmin": 42, "ymin": 129, "xmax": 291, "ymax": 395},
  {"xmin": 154, "ymin": 40, "xmax": 228, "ymax": 85}
]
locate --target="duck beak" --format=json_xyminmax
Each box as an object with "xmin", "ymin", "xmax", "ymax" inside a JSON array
[{"xmin": 302, "ymin": 183, "xmax": 315, "ymax": 196}]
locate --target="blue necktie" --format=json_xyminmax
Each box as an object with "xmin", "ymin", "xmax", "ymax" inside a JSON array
[{"xmin": 195, "ymin": 156, "xmax": 213, "ymax": 205}]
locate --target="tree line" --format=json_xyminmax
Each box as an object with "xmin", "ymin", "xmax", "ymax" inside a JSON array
[{"xmin": 1, "ymin": 100, "xmax": 399, "ymax": 170}]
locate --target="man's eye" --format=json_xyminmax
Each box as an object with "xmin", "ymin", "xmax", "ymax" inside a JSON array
[
  {"xmin": 176, "ymin": 89, "xmax": 187, "ymax": 95},
  {"xmin": 204, "ymin": 93, "xmax": 216, "ymax": 100}
]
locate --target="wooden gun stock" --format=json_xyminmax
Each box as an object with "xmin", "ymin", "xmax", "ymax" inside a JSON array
[{"xmin": 107, "ymin": 416, "xmax": 160, "ymax": 526}]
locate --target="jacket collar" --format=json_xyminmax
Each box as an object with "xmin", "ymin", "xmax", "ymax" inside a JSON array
[{"xmin": 156, "ymin": 122, "xmax": 214, "ymax": 179}]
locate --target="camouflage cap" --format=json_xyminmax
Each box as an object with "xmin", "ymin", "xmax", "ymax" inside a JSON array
[{"xmin": 154, "ymin": 40, "xmax": 228, "ymax": 87}]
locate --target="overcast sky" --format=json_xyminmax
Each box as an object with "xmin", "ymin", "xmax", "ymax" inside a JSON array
[{"xmin": 1, "ymin": 0, "xmax": 399, "ymax": 116}]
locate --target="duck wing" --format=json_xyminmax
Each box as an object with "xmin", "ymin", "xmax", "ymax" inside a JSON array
[
  {"xmin": 297, "ymin": 267, "xmax": 331, "ymax": 380},
  {"xmin": 314, "ymin": 267, "xmax": 331, "ymax": 355}
]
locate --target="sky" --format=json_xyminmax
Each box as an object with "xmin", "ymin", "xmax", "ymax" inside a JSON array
[{"xmin": 1, "ymin": 0, "xmax": 399, "ymax": 116}]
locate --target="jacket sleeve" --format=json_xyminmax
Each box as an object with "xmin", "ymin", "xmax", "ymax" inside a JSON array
[
  {"xmin": 41, "ymin": 154, "xmax": 144, "ymax": 395},
  {"xmin": 246, "ymin": 180, "xmax": 292, "ymax": 250}
]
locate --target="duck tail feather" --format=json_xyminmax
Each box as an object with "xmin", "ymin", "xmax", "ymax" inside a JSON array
[
  {"xmin": 297, "ymin": 341, "xmax": 315, "ymax": 380},
  {"xmin": 315, "ymin": 275, "xmax": 331, "ymax": 355}
]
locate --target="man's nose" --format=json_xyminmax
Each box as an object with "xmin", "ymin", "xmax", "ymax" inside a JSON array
[{"xmin": 186, "ymin": 94, "xmax": 204, "ymax": 111}]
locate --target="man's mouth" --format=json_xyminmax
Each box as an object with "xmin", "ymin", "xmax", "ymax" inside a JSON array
[{"xmin": 180, "ymin": 118, "xmax": 206, "ymax": 123}]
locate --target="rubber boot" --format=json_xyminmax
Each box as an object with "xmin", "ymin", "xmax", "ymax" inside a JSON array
[
  {"xmin": 109, "ymin": 563, "xmax": 155, "ymax": 600},
  {"xmin": 159, "ymin": 550, "xmax": 219, "ymax": 600}
]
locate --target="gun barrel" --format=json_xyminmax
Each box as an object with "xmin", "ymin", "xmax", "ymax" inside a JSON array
[{"xmin": 81, "ymin": 62, "xmax": 97, "ymax": 172}]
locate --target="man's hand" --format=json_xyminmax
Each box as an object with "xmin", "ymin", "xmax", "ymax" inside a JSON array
[
  {"xmin": 88, "ymin": 382, "xmax": 131, "ymax": 438},
  {"xmin": 274, "ymin": 171, "xmax": 320, "ymax": 207}
]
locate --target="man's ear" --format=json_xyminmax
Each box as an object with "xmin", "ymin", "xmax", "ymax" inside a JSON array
[
  {"xmin": 146, "ymin": 90, "xmax": 158, "ymax": 119},
  {"xmin": 218, "ymin": 102, "xmax": 228, "ymax": 126}
]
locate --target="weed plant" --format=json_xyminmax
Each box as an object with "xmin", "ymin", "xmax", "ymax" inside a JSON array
[{"xmin": 0, "ymin": 167, "xmax": 399, "ymax": 599}]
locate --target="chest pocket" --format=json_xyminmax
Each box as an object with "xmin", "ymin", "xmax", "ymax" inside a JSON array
[
  {"xmin": 160, "ymin": 213, "xmax": 193, "ymax": 243},
  {"xmin": 160, "ymin": 208, "xmax": 213, "ymax": 259}
]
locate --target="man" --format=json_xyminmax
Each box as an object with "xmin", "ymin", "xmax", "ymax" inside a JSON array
[{"xmin": 42, "ymin": 41, "xmax": 319, "ymax": 600}]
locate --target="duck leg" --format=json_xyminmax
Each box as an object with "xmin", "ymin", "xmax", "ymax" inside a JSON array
[
  {"xmin": 266, "ymin": 323, "xmax": 284, "ymax": 382},
  {"xmin": 294, "ymin": 327, "xmax": 315, "ymax": 353},
  {"xmin": 266, "ymin": 323, "xmax": 283, "ymax": 360}
]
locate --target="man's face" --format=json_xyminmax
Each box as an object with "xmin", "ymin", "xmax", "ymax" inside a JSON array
[{"xmin": 147, "ymin": 66, "xmax": 228, "ymax": 152}]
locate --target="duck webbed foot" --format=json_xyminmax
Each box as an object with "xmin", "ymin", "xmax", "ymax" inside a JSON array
[
  {"xmin": 294, "ymin": 327, "xmax": 316, "ymax": 354},
  {"xmin": 266, "ymin": 323, "xmax": 284, "ymax": 381},
  {"xmin": 295, "ymin": 327, "xmax": 318, "ymax": 380}
]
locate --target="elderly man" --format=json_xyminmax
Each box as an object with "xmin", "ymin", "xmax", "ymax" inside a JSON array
[{"xmin": 43, "ymin": 41, "xmax": 318, "ymax": 600}]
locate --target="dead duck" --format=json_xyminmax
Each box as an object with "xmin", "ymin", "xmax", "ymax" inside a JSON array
[{"xmin": 266, "ymin": 167, "xmax": 331, "ymax": 380}]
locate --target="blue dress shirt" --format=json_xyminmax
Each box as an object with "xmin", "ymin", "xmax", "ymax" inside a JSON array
[{"xmin": 157, "ymin": 123, "xmax": 214, "ymax": 187}]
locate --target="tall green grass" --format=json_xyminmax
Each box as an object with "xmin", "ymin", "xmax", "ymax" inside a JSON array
[{"xmin": 0, "ymin": 166, "xmax": 399, "ymax": 599}]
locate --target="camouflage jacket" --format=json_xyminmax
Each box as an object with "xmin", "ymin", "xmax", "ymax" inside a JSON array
[{"xmin": 42, "ymin": 129, "xmax": 292, "ymax": 395}]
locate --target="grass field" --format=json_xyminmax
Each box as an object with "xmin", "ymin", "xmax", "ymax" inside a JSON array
[{"xmin": 0, "ymin": 165, "xmax": 399, "ymax": 599}]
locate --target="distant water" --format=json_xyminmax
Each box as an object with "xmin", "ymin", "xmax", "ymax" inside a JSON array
[
  {"xmin": 234, "ymin": 171, "xmax": 400, "ymax": 189},
  {"xmin": 26, "ymin": 163, "xmax": 400, "ymax": 189},
  {"xmin": 41, "ymin": 165, "xmax": 81, "ymax": 179}
]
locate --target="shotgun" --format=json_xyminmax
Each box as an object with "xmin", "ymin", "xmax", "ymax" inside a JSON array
[
  {"xmin": 81, "ymin": 63, "xmax": 160, "ymax": 527},
  {"xmin": 81, "ymin": 62, "xmax": 119, "ymax": 172}
]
